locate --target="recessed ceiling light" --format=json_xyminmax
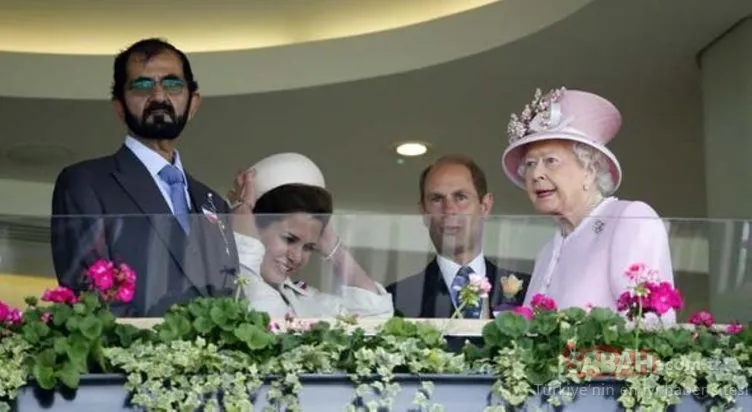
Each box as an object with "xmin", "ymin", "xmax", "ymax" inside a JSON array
[{"xmin": 395, "ymin": 142, "xmax": 427, "ymax": 157}]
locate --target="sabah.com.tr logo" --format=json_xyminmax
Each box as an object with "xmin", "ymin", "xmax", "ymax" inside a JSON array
[{"xmin": 562, "ymin": 343, "xmax": 661, "ymax": 379}]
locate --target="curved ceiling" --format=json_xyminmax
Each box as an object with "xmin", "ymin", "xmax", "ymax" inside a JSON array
[
  {"xmin": 1, "ymin": 0, "xmax": 499, "ymax": 54},
  {"xmin": 0, "ymin": 0, "xmax": 594, "ymax": 99}
]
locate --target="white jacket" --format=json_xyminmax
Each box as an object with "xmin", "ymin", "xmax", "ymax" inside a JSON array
[{"xmin": 234, "ymin": 232, "xmax": 394, "ymax": 319}]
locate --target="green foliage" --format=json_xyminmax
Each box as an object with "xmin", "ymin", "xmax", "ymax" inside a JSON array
[{"xmin": 2, "ymin": 294, "xmax": 752, "ymax": 411}]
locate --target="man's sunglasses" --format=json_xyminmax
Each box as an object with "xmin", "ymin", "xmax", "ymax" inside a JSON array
[{"xmin": 128, "ymin": 76, "xmax": 186, "ymax": 95}]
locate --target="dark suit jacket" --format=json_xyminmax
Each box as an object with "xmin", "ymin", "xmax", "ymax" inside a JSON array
[
  {"xmin": 50, "ymin": 145, "xmax": 240, "ymax": 317},
  {"xmin": 385, "ymin": 257, "xmax": 531, "ymax": 319}
]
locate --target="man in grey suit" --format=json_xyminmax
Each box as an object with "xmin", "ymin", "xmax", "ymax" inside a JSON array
[
  {"xmin": 50, "ymin": 38, "xmax": 239, "ymax": 317},
  {"xmin": 386, "ymin": 155, "xmax": 530, "ymax": 318}
]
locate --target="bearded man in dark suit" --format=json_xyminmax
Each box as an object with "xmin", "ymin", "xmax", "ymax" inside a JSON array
[
  {"xmin": 50, "ymin": 38, "xmax": 239, "ymax": 317},
  {"xmin": 386, "ymin": 155, "xmax": 531, "ymax": 318}
]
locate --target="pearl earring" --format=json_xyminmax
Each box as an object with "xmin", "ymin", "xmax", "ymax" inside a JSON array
[{"xmin": 583, "ymin": 183, "xmax": 589, "ymax": 191}]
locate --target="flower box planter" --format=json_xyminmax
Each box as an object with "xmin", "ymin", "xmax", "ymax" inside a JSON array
[
  {"xmin": 3, "ymin": 260, "xmax": 750, "ymax": 412},
  {"xmin": 9, "ymin": 373, "xmax": 752, "ymax": 411}
]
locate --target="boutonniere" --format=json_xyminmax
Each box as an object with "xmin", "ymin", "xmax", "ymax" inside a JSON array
[
  {"xmin": 451, "ymin": 274, "xmax": 491, "ymax": 320},
  {"xmin": 500, "ymin": 274, "xmax": 524, "ymax": 299}
]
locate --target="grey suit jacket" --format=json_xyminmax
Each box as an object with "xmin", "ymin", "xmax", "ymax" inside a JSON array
[{"xmin": 50, "ymin": 145, "xmax": 240, "ymax": 317}]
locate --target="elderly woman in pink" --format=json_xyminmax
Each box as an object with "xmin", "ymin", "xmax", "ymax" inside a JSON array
[{"xmin": 500, "ymin": 87, "xmax": 678, "ymax": 324}]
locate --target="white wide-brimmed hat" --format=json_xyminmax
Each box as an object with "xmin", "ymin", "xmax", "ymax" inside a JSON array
[
  {"xmin": 250, "ymin": 152, "xmax": 325, "ymax": 198},
  {"xmin": 501, "ymin": 87, "xmax": 623, "ymax": 194}
]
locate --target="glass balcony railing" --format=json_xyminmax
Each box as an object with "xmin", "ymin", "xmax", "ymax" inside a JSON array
[{"xmin": 0, "ymin": 213, "xmax": 747, "ymax": 323}]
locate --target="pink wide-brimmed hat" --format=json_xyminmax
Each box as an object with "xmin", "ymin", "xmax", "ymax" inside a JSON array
[{"xmin": 501, "ymin": 87, "xmax": 623, "ymax": 194}]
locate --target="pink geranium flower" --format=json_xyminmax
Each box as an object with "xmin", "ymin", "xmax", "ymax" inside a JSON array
[
  {"xmin": 41, "ymin": 286, "xmax": 79, "ymax": 305},
  {"xmin": 688, "ymin": 310, "xmax": 714, "ymax": 328},
  {"xmin": 645, "ymin": 282, "xmax": 683, "ymax": 315},
  {"xmin": 512, "ymin": 306, "xmax": 534, "ymax": 320},
  {"xmin": 85, "ymin": 259, "xmax": 138, "ymax": 304},
  {"xmin": 530, "ymin": 293, "xmax": 557, "ymax": 312},
  {"xmin": 41, "ymin": 312, "xmax": 52, "ymax": 324},
  {"xmin": 0, "ymin": 301, "xmax": 22, "ymax": 326},
  {"xmin": 116, "ymin": 285, "xmax": 135, "ymax": 303},
  {"xmin": 727, "ymin": 322, "xmax": 743, "ymax": 335},
  {"xmin": 618, "ymin": 262, "xmax": 683, "ymax": 320},
  {"xmin": 88, "ymin": 259, "xmax": 115, "ymax": 292}
]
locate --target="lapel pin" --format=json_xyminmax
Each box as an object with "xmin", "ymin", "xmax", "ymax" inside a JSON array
[{"xmin": 593, "ymin": 219, "xmax": 605, "ymax": 234}]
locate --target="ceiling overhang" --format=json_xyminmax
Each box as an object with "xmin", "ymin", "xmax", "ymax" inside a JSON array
[{"xmin": 0, "ymin": 0, "xmax": 595, "ymax": 100}]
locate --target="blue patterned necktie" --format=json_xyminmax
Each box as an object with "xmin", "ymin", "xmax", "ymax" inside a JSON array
[
  {"xmin": 158, "ymin": 164, "xmax": 190, "ymax": 234},
  {"xmin": 451, "ymin": 266, "xmax": 481, "ymax": 318}
]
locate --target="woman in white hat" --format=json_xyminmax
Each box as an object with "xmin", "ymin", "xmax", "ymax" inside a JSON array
[
  {"xmin": 500, "ymin": 87, "xmax": 679, "ymax": 323},
  {"xmin": 227, "ymin": 153, "xmax": 393, "ymax": 319}
]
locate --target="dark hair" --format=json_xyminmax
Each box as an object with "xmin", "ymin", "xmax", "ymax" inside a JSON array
[
  {"xmin": 110, "ymin": 37, "xmax": 198, "ymax": 101},
  {"xmin": 419, "ymin": 155, "xmax": 488, "ymax": 202},
  {"xmin": 252, "ymin": 184, "xmax": 333, "ymax": 229}
]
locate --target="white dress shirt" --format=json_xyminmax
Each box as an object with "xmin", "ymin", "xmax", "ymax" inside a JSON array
[
  {"xmin": 124, "ymin": 136, "xmax": 191, "ymax": 212},
  {"xmin": 234, "ymin": 232, "xmax": 394, "ymax": 319},
  {"xmin": 436, "ymin": 252, "xmax": 486, "ymax": 308}
]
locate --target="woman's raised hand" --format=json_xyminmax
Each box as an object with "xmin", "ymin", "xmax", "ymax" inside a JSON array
[{"xmin": 228, "ymin": 169, "xmax": 257, "ymax": 213}]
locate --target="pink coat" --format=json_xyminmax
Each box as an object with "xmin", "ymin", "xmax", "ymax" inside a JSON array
[{"xmin": 522, "ymin": 197, "xmax": 677, "ymax": 324}]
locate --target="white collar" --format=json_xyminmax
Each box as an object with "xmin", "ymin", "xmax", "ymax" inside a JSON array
[
  {"xmin": 436, "ymin": 251, "xmax": 486, "ymax": 289},
  {"xmin": 124, "ymin": 135, "xmax": 186, "ymax": 179}
]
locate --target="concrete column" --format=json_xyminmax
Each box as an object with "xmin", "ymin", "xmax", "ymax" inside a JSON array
[{"xmin": 699, "ymin": 17, "xmax": 752, "ymax": 323}]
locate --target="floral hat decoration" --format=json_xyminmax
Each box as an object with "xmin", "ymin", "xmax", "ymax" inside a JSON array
[{"xmin": 500, "ymin": 87, "xmax": 624, "ymax": 195}]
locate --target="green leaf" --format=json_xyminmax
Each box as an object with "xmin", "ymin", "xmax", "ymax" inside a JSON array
[
  {"xmin": 65, "ymin": 334, "xmax": 90, "ymax": 364},
  {"xmin": 79, "ymin": 314, "xmax": 103, "ymax": 340},
  {"xmin": 531, "ymin": 313, "xmax": 558, "ymax": 335},
  {"xmin": 53, "ymin": 337, "xmax": 70, "ymax": 354},
  {"xmin": 280, "ymin": 334, "xmax": 304, "ymax": 353},
  {"xmin": 381, "ymin": 317, "xmax": 412, "ymax": 337},
  {"xmin": 157, "ymin": 314, "xmax": 192, "ymax": 343},
  {"xmin": 415, "ymin": 322, "xmax": 443, "ymax": 348},
  {"xmin": 97, "ymin": 309, "xmax": 116, "ymax": 327},
  {"xmin": 32, "ymin": 363, "xmax": 56, "ymax": 390},
  {"xmin": 24, "ymin": 296, "xmax": 38, "ymax": 306},
  {"xmin": 33, "ymin": 321, "xmax": 51, "ymax": 339},
  {"xmin": 481, "ymin": 321, "xmax": 504, "ymax": 347},
  {"xmin": 72, "ymin": 303, "xmax": 87, "ymax": 315},
  {"xmin": 602, "ymin": 325, "xmax": 619, "ymax": 343},
  {"xmin": 577, "ymin": 319, "xmax": 601, "ymax": 343},
  {"xmin": 209, "ymin": 306, "xmax": 230, "ymax": 330},
  {"xmin": 193, "ymin": 316, "xmax": 214, "ymax": 334},
  {"xmin": 247, "ymin": 310, "xmax": 270, "ymax": 328},
  {"xmin": 81, "ymin": 293, "xmax": 101, "ymax": 310},
  {"xmin": 234, "ymin": 324, "xmax": 274, "ymax": 350},
  {"xmin": 115, "ymin": 324, "xmax": 144, "ymax": 347},
  {"xmin": 52, "ymin": 305, "xmax": 72, "ymax": 327},
  {"xmin": 560, "ymin": 307, "xmax": 587, "ymax": 323},
  {"xmin": 56, "ymin": 361, "xmax": 81, "ymax": 389},
  {"xmin": 66, "ymin": 316, "xmax": 80, "ymax": 332},
  {"xmin": 21, "ymin": 326, "xmax": 39, "ymax": 345},
  {"xmin": 495, "ymin": 311, "xmax": 529, "ymax": 338},
  {"xmin": 37, "ymin": 348, "xmax": 57, "ymax": 366}
]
